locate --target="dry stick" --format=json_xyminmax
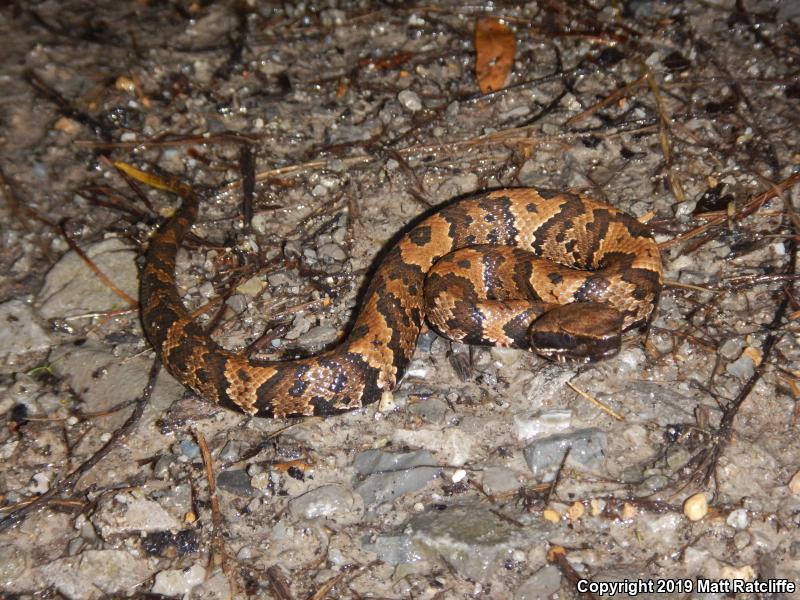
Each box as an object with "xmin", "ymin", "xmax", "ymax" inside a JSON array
[
  {"xmin": 566, "ymin": 381, "xmax": 625, "ymax": 421},
  {"xmin": 266, "ymin": 566, "xmax": 294, "ymax": 600},
  {"xmin": 641, "ymin": 62, "xmax": 686, "ymax": 203},
  {"xmin": 0, "ymin": 360, "xmax": 160, "ymax": 533},
  {"xmin": 660, "ymin": 172, "xmax": 800, "ymax": 249},
  {"xmin": 564, "ymin": 73, "xmax": 647, "ymax": 127},
  {"xmin": 544, "ymin": 448, "xmax": 572, "ymax": 507},
  {"xmin": 239, "ymin": 145, "xmax": 256, "ymax": 235},
  {"xmin": 195, "ymin": 430, "xmax": 235, "ymax": 595},
  {"xmin": 75, "ymin": 132, "xmax": 260, "ymax": 150},
  {"xmin": 307, "ymin": 561, "xmax": 379, "ymax": 600},
  {"xmin": 548, "ymin": 545, "xmax": 598, "ymax": 600},
  {"xmin": 58, "ymin": 220, "xmax": 138, "ymax": 308},
  {"xmin": 700, "ymin": 204, "xmax": 798, "ymax": 489}
]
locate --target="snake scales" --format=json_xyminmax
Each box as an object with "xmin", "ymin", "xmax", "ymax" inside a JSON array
[{"xmin": 141, "ymin": 187, "xmax": 663, "ymax": 418}]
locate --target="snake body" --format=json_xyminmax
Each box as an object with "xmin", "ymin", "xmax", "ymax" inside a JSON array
[{"xmin": 141, "ymin": 187, "xmax": 662, "ymax": 418}]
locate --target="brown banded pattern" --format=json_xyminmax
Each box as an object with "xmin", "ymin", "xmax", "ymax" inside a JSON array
[{"xmin": 141, "ymin": 187, "xmax": 663, "ymax": 417}]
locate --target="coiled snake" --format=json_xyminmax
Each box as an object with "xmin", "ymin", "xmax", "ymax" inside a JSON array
[{"xmin": 141, "ymin": 186, "xmax": 662, "ymax": 418}]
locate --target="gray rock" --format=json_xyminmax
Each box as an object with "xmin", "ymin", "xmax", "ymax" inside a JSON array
[
  {"xmin": 513, "ymin": 409, "xmax": 572, "ymax": 441},
  {"xmin": 0, "ymin": 544, "xmax": 27, "ymax": 583},
  {"xmin": 719, "ymin": 338, "xmax": 745, "ymax": 360},
  {"xmin": 398, "ymin": 89, "xmax": 422, "ymax": 111},
  {"xmin": 37, "ymin": 238, "xmax": 138, "ymax": 319},
  {"xmin": 354, "ymin": 449, "xmax": 440, "ymax": 506},
  {"xmin": 523, "ymin": 428, "xmax": 608, "ymax": 479},
  {"xmin": 225, "ymin": 293, "xmax": 248, "ymax": 314},
  {"xmin": 50, "ymin": 342, "xmax": 151, "ymax": 414},
  {"xmin": 318, "ymin": 242, "xmax": 347, "ymax": 262},
  {"xmin": 285, "ymin": 314, "xmax": 311, "ymax": 340},
  {"xmin": 217, "ymin": 469, "xmax": 258, "ymax": 497},
  {"xmin": 362, "ymin": 534, "xmax": 422, "ymax": 565},
  {"xmin": 297, "ymin": 325, "xmax": 338, "ymax": 347},
  {"xmin": 407, "ymin": 504, "xmax": 544, "ymax": 580},
  {"xmin": 267, "ymin": 271, "xmax": 292, "ymax": 287},
  {"xmin": 153, "ymin": 454, "xmax": 176, "ymax": 479},
  {"xmin": 177, "ymin": 439, "xmax": 200, "ymax": 459},
  {"xmin": 0, "ymin": 299, "xmax": 52, "ymax": 368},
  {"xmin": 93, "ymin": 490, "xmax": 182, "ymax": 536},
  {"xmin": 516, "ymin": 565, "xmax": 562, "ymax": 599},
  {"xmin": 408, "ymin": 397, "xmax": 449, "ymax": 425},
  {"xmin": 480, "ymin": 466, "xmax": 520, "ymax": 495},
  {"xmin": 726, "ymin": 354, "xmax": 755, "ymax": 379},
  {"xmin": 283, "ymin": 240, "xmax": 302, "ymax": 259},
  {"xmin": 727, "ymin": 508, "xmax": 750, "ymax": 529},
  {"xmin": 289, "ymin": 483, "xmax": 364, "ymax": 524},
  {"xmin": 39, "ymin": 549, "xmax": 152, "ymax": 600},
  {"xmin": 219, "ymin": 440, "xmax": 243, "ymax": 464}
]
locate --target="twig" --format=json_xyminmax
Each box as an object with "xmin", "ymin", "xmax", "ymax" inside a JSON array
[
  {"xmin": 548, "ymin": 545, "xmax": 598, "ymax": 599},
  {"xmin": 266, "ymin": 565, "xmax": 294, "ymax": 600},
  {"xmin": 195, "ymin": 429, "xmax": 235, "ymax": 595},
  {"xmin": 660, "ymin": 172, "xmax": 800, "ymax": 249},
  {"xmin": 566, "ymin": 381, "xmax": 625, "ymax": 421},
  {"xmin": 58, "ymin": 220, "xmax": 138, "ymax": 308},
  {"xmin": 0, "ymin": 360, "xmax": 160, "ymax": 533}
]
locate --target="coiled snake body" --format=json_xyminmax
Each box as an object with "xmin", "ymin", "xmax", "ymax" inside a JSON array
[{"xmin": 141, "ymin": 187, "xmax": 662, "ymax": 418}]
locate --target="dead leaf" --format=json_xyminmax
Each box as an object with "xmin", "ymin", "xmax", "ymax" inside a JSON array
[{"xmin": 475, "ymin": 17, "xmax": 516, "ymax": 93}]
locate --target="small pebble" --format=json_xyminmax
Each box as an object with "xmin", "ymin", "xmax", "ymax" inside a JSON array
[
  {"xmin": 622, "ymin": 502, "xmax": 637, "ymax": 520},
  {"xmin": 178, "ymin": 440, "xmax": 200, "ymax": 459},
  {"xmin": 542, "ymin": 509, "xmax": 560, "ymax": 523},
  {"xmin": 567, "ymin": 502, "xmax": 584, "ymax": 522},
  {"xmin": 788, "ymin": 469, "xmax": 800, "ymax": 494},
  {"xmin": 683, "ymin": 492, "xmax": 708, "ymax": 521},
  {"xmin": 727, "ymin": 508, "xmax": 750, "ymax": 529},
  {"xmin": 398, "ymin": 89, "xmax": 422, "ymax": 111},
  {"xmin": 590, "ymin": 498, "xmax": 605, "ymax": 516},
  {"xmin": 451, "ymin": 469, "xmax": 467, "ymax": 483}
]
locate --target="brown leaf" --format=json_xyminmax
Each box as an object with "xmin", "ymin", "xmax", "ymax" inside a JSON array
[{"xmin": 475, "ymin": 17, "xmax": 516, "ymax": 93}]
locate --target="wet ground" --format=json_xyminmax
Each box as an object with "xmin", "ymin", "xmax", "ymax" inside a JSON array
[{"xmin": 1, "ymin": 1, "xmax": 799, "ymax": 598}]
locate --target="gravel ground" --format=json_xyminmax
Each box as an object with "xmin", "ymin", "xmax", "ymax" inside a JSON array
[{"xmin": 1, "ymin": 1, "xmax": 799, "ymax": 599}]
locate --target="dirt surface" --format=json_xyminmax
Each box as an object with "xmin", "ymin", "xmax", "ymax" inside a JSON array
[{"xmin": 1, "ymin": 1, "xmax": 800, "ymax": 599}]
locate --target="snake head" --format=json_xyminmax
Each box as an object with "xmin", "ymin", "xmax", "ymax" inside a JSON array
[{"xmin": 530, "ymin": 303, "xmax": 623, "ymax": 363}]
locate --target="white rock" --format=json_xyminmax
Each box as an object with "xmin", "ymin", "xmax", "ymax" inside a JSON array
[
  {"xmin": 93, "ymin": 490, "xmax": 181, "ymax": 536},
  {"xmin": 151, "ymin": 564, "xmax": 206, "ymax": 597}
]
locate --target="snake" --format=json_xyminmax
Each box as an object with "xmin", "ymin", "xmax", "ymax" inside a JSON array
[{"xmin": 140, "ymin": 186, "xmax": 663, "ymax": 418}]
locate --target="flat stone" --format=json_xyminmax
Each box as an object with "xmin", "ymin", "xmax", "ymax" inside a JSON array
[
  {"xmin": 318, "ymin": 242, "xmax": 347, "ymax": 262},
  {"xmin": 93, "ymin": 490, "xmax": 182, "ymax": 536},
  {"xmin": 0, "ymin": 299, "xmax": 52, "ymax": 369},
  {"xmin": 480, "ymin": 466, "xmax": 520, "ymax": 495},
  {"xmin": 39, "ymin": 549, "xmax": 152, "ymax": 600},
  {"xmin": 523, "ymin": 428, "xmax": 608, "ymax": 480},
  {"xmin": 354, "ymin": 449, "xmax": 440, "ymax": 507},
  {"xmin": 49, "ymin": 342, "xmax": 151, "ymax": 414},
  {"xmin": 513, "ymin": 409, "xmax": 572, "ymax": 441},
  {"xmin": 297, "ymin": 325, "xmax": 338, "ymax": 347},
  {"xmin": 151, "ymin": 564, "xmax": 206, "ymax": 597},
  {"xmin": 516, "ymin": 565, "xmax": 562, "ymax": 599},
  {"xmin": 391, "ymin": 427, "xmax": 476, "ymax": 467},
  {"xmin": 408, "ymin": 397, "xmax": 449, "ymax": 425},
  {"xmin": 289, "ymin": 483, "xmax": 364, "ymax": 524},
  {"xmin": 216, "ymin": 469, "xmax": 258, "ymax": 497},
  {"xmin": 362, "ymin": 534, "xmax": 423, "ymax": 566},
  {"xmin": 37, "ymin": 238, "xmax": 138, "ymax": 319},
  {"xmin": 406, "ymin": 504, "xmax": 545, "ymax": 580}
]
